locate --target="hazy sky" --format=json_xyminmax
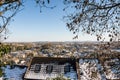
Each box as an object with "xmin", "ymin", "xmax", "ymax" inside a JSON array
[{"xmin": 5, "ymin": 0, "xmax": 98, "ymax": 42}]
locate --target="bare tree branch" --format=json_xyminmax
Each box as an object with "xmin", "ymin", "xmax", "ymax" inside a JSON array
[{"xmin": 64, "ymin": 0, "xmax": 120, "ymax": 41}]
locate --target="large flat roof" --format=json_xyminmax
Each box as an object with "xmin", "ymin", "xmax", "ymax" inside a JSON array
[{"xmin": 24, "ymin": 57, "xmax": 78, "ymax": 80}]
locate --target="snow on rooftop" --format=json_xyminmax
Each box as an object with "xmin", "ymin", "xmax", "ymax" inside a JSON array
[
  {"xmin": 0, "ymin": 58, "xmax": 119, "ymax": 80},
  {"xmin": 111, "ymin": 49, "xmax": 120, "ymax": 52},
  {"xmin": 24, "ymin": 63, "xmax": 77, "ymax": 80}
]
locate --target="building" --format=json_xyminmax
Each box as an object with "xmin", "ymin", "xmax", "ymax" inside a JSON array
[{"xmin": 24, "ymin": 57, "xmax": 78, "ymax": 80}]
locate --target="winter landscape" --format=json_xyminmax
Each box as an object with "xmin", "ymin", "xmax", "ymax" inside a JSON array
[
  {"xmin": 0, "ymin": 0, "xmax": 120, "ymax": 80},
  {"xmin": 0, "ymin": 42, "xmax": 120, "ymax": 80}
]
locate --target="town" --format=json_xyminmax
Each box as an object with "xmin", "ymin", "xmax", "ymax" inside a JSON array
[
  {"xmin": 0, "ymin": 0, "xmax": 120, "ymax": 80},
  {"xmin": 0, "ymin": 41, "xmax": 120, "ymax": 80}
]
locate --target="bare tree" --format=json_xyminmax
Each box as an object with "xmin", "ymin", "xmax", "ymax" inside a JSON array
[
  {"xmin": 0, "ymin": 0, "xmax": 52, "ymax": 41},
  {"xmin": 0, "ymin": 0, "xmax": 22, "ymax": 41},
  {"xmin": 63, "ymin": 0, "xmax": 120, "ymax": 41}
]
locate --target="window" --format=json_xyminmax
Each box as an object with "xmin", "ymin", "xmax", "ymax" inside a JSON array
[
  {"xmin": 64, "ymin": 64, "xmax": 70, "ymax": 74},
  {"xmin": 46, "ymin": 65, "xmax": 53, "ymax": 74},
  {"xmin": 34, "ymin": 64, "xmax": 41, "ymax": 73}
]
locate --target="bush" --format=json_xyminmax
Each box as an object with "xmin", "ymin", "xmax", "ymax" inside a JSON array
[
  {"xmin": 0, "ymin": 68, "xmax": 3, "ymax": 77},
  {"xmin": 51, "ymin": 75, "xmax": 70, "ymax": 80}
]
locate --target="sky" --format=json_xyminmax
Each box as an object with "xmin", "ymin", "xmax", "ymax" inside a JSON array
[{"xmin": 5, "ymin": 0, "xmax": 98, "ymax": 42}]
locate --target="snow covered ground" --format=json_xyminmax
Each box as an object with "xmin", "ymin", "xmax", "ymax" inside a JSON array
[
  {"xmin": 79, "ymin": 58, "xmax": 120, "ymax": 80},
  {"xmin": 0, "ymin": 58, "xmax": 120, "ymax": 80},
  {"xmin": 104, "ymin": 58, "xmax": 120, "ymax": 79},
  {"xmin": 1, "ymin": 65, "xmax": 26, "ymax": 80},
  {"xmin": 79, "ymin": 59, "xmax": 106, "ymax": 80},
  {"xmin": 64, "ymin": 67, "xmax": 77, "ymax": 80}
]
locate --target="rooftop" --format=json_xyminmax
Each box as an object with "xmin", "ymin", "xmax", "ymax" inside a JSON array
[{"xmin": 24, "ymin": 57, "xmax": 78, "ymax": 80}]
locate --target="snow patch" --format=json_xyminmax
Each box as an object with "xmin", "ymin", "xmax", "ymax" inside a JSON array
[
  {"xmin": 79, "ymin": 59, "xmax": 106, "ymax": 80},
  {"xmin": 2, "ymin": 66, "xmax": 26, "ymax": 80}
]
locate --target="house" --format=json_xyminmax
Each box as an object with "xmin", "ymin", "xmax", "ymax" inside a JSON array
[{"xmin": 24, "ymin": 57, "xmax": 78, "ymax": 80}]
